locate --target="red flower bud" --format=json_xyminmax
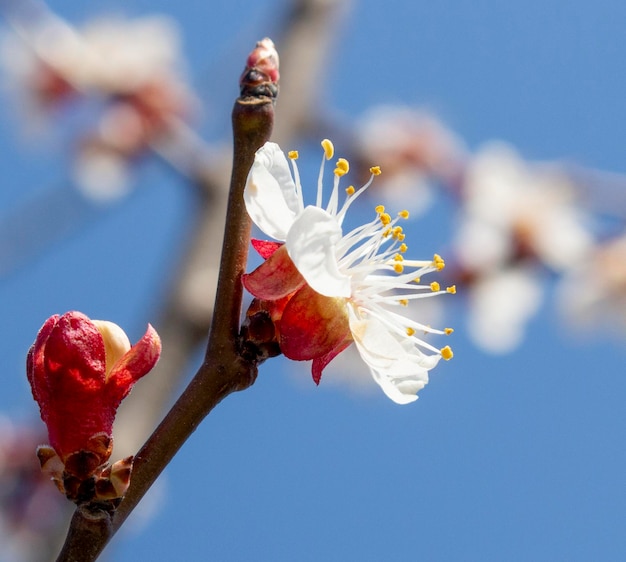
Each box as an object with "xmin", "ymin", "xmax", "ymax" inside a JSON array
[
  {"xmin": 239, "ymin": 37, "xmax": 280, "ymax": 98},
  {"xmin": 26, "ymin": 311, "xmax": 161, "ymax": 491}
]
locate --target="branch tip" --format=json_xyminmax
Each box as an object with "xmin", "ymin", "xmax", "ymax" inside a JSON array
[{"xmin": 239, "ymin": 37, "xmax": 280, "ymax": 100}]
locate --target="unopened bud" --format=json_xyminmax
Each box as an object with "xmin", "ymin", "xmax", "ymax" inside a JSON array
[
  {"xmin": 240, "ymin": 300, "xmax": 282, "ymax": 363},
  {"xmin": 239, "ymin": 38, "xmax": 280, "ymax": 98}
]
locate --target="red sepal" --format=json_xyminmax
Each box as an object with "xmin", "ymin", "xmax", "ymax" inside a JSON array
[
  {"xmin": 243, "ymin": 244, "xmax": 305, "ymax": 300},
  {"xmin": 279, "ymin": 284, "xmax": 351, "ymax": 362},
  {"xmin": 251, "ymin": 238, "xmax": 283, "ymax": 259}
]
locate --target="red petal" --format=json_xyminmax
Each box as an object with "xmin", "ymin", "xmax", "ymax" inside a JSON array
[
  {"xmin": 251, "ymin": 238, "xmax": 283, "ymax": 259},
  {"xmin": 27, "ymin": 314, "xmax": 59, "ymax": 412},
  {"xmin": 106, "ymin": 324, "xmax": 162, "ymax": 404},
  {"xmin": 43, "ymin": 311, "xmax": 106, "ymax": 388},
  {"xmin": 311, "ymin": 338, "xmax": 353, "ymax": 385},
  {"xmin": 31, "ymin": 312, "xmax": 110, "ymax": 461},
  {"xmin": 279, "ymin": 284, "xmax": 352, "ymax": 361},
  {"xmin": 243, "ymin": 244, "xmax": 305, "ymax": 300}
]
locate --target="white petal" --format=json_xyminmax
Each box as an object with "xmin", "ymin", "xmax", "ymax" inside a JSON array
[
  {"xmin": 468, "ymin": 266, "xmax": 543, "ymax": 353},
  {"xmin": 349, "ymin": 313, "xmax": 436, "ymax": 404},
  {"xmin": 244, "ymin": 142, "xmax": 303, "ymax": 240},
  {"xmin": 92, "ymin": 320, "xmax": 131, "ymax": 378},
  {"xmin": 370, "ymin": 370, "xmax": 424, "ymax": 404},
  {"xmin": 286, "ymin": 206, "xmax": 351, "ymax": 297}
]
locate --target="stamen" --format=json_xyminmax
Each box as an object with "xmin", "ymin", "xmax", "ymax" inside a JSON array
[
  {"xmin": 288, "ymin": 150, "xmax": 299, "ymax": 160},
  {"xmin": 394, "ymin": 254, "xmax": 404, "ymax": 262},
  {"xmin": 399, "ymin": 243, "xmax": 408, "ymax": 253},
  {"xmin": 392, "ymin": 226, "xmax": 404, "ymax": 240},
  {"xmin": 336, "ymin": 173, "xmax": 378, "ymax": 222},
  {"xmin": 379, "ymin": 213, "xmax": 392, "ymax": 226},
  {"xmin": 398, "ymin": 210, "xmax": 409, "ymax": 219},
  {"xmin": 399, "ymin": 299, "xmax": 409, "ymax": 306},
  {"xmin": 394, "ymin": 263, "xmax": 404, "ymax": 273},
  {"xmin": 444, "ymin": 328, "xmax": 454, "ymax": 335},
  {"xmin": 289, "ymin": 157, "xmax": 303, "ymax": 204},
  {"xmin": 433, "ymin": 254, "xmax": 445, "ymax": 271},
  {"xmin": 440, "ymin": 346, "xmax": 454, "ymax": 360},
  {"xmin": 370, "ymin": 166, "xmax": 382, "ymax": 176},
  {"xmin": 317, "ymin": 145, "xmax": 328, "ymax": 208},
  {"xmin": 430, "ymin": 281, "xmax": 441, "ymax": 292},
  {"xmin": 375, "ymin": 205, "xmax": 385, "ymax": 214},
  {"xmin": 406, "ymin": 327, "xmax": 416, "ymax": 336},
  {"xmin": 345, "ymin": 185, "xmax": 355, "ymax": 196},
  {"xmin": 446, "ymin": 285, "xmax": 457, "ymax": 294},
  {"xmin": 321, "ymin": 139, "xmax": 334, "ymax": 160},
  {"xmin": 334, "ymin": 158, "xmax": 349, "ymax": 176}
]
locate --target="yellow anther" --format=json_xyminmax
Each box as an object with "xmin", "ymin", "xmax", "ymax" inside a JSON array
[
  {"xmin": 321, "ymin": 139, "xmax": 334, "ymax": 160},
  {"xmin": 370, "ymin": 166, "xmax": 382, "ymax": 176},
  {"xmin": 334, "ymin": 158, "xmax": 350, "ymax": 176},
  {"xmin": 345, "ymin": 185, "xmax": 355, "ymax": 196},
  {"xmin": 394, "ymin": 254, "xmax": 404, "ymax": 262},
  {"xmin": 394, "ymin": 263, "xmax": 404, "ymax": 274},
  {"xmin": 399, "ymin": 243, "xmax": 408, "ymax": 253},
  {"xmin": 430, "ymin": 281, "xmax": 441, "ymax": 292},
  {"xmin": 380, "ymin": 213, "xmax": 392, "ymax": 226},
  {"xmin": 444, "ymin": 328, "xmax": 454, "ymax": 335},
  {"xmin": 433, "ymin": 253, "xmax": 446, "ymax": 271},
  {"xmin": 446, "ymin": 285, "xmax": 457, "ymax": 294},
  {"xmin": 414, "ymin": 277, "xmax": 421, "ymax": 283},
  {"xmin": 399, "ymin": 299, "xmax": 409, "ymax": 306},
  {"xmin": 392, "ymin": 226, "xmax": 404, "ymax": 240},
  {"xmin": 398, "ymin": 210, "xmax": 410, "ymax": 219},
  {"xmin": 382, "ymin": 227, "xmax": 391, "ymax": 238},
  {"xmin": 288, "ymin": 150, "xmax": 299, "ymax": 160},
  {"xmin": 406, "ymin": 327, "xmax": 416, "ymax": 336},
  {"xmin": 375, "ymin": 205, "xmax": 385, "ymax": 214},
  {"xmin": 440, "ymin": 346, "xmax": 454, "ymax": 360}
]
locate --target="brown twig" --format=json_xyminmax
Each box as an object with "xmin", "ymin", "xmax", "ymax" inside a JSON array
[{"xmin": 54, "ymin": 44, "xmax": 277, "ymax": 562}]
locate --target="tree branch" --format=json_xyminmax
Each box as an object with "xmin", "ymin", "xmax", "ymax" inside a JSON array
[{"xmin": 54, "ymin": 43, "xmax": 277, "ymax": 562}]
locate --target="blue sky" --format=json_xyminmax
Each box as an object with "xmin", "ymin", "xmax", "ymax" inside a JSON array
[{"xmin": 1, "ymin": 1, "xmax": 625, "ymax": 560}]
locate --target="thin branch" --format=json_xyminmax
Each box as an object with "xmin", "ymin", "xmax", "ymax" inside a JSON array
[{"xmin": 54, "ymin": 43, "xmax": 277, "ymax": 562}]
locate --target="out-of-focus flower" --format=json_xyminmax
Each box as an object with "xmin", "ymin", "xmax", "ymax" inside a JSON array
[
  {"xmin": 2, "ymin": 15, "xmax": 189, "ymax": 110},
  {"xmin": 452, "ymin": 142, "xmax": 593, "ymax": 353},
  {"xmin": 558, "ymin": 234, "xmax": 626, "ymax": 333},
  {"xmin": 2, "ymin": 13, "xmax": 197, "ymax": 199},
  {"xmin": 466, "ymin": 266, "xmax": 543, "ymax": 353},
  {"xmin": 456, "ymin": 143, "xmax": 592, "ymax": 271},
  {"xmin": 355, "ymin": 106, "xmax": 467, "ymax": 214},
  {"xmin": 26, "ymin": 311, "xmax": 161, "ymax": 505},
  {"xmin": 243, "ymin": 140, "xmax": 454, "ymax": 404},
  {"xmin": 0, "ymin": 417, "xmax": 70, "ymax": 562}
]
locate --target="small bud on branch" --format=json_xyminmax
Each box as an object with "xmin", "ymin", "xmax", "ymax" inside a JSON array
[{"xmin": 239, "ymin": 37, "xmax": 280, "ymax": 99}]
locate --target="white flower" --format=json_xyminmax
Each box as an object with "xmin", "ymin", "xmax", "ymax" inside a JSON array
[
  {"xmin": 244, "ymin": 140, "xmax": 454, "ymax": 404},
  {"xmin": 457, "ymin": 142, "xmax": 592, "ymax": 272},
  {"xmin": 453, "ymin": 142, "xmax": 593, "ymax": 353},
  {"xmin": 558, "ymin": 234, "xmax": 626, "ymax": 333},
  {"xmin": 2, "ymin": 13, "xmax": 185, "ymax": 96}
]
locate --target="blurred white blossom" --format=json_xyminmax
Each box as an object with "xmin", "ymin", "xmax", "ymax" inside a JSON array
[
  {"xmin": 0, "ymin": 416, "xmax": 69, "ymax": 562},
  {"xmin": 2, "ymin": 12, "xmax": 197, "ymax": 199},
  {"xmin": 454, "ymin": 143, "xmax": 593, "ymax": 352},
  {"xmin": 558, "ymin": 234, "xmax": 626, "ymax": 333},
  {"xmin": 356, "ymin": 106, "xmax": 466, "ymax": 214}
]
